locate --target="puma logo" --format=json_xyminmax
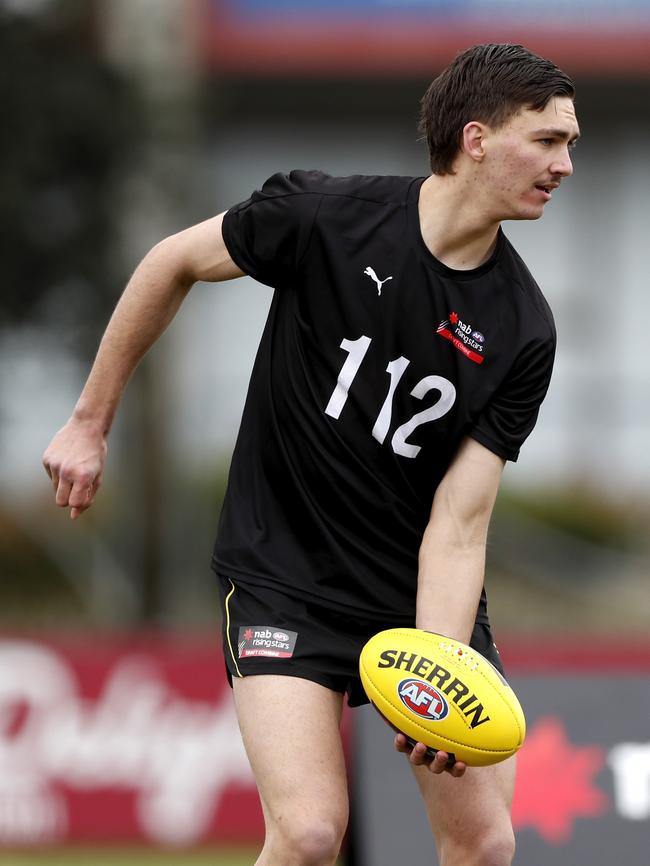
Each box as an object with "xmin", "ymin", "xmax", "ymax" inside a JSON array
[{"xmin": 364, "ymin": 266, "xmax": 393, "ymax": 296}]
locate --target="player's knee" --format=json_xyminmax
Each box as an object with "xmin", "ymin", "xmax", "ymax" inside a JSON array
[
  {"xmin": 441, "ymin": 825, "xmax": 515, "ymax": 866},
  {"xmin": 272, "ymin": 815, "xmax": 346, "ymax": 866},
  {"xmin": 290, "ymin": 818, "xmax": 345, "ymax": 866},
  {"xmin": 474, "ymin": 827, "xmax": 515, "ymax": 866}
]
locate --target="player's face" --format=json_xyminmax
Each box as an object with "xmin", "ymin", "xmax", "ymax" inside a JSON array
[{"xmin": 480, "ymin": 96, "xmax": 580, "ymax": 221}]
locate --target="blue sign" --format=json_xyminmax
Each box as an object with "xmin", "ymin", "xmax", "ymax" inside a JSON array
[{"xmin": 222, "ymin": 0, "xmax": 650, "ymax": 20}]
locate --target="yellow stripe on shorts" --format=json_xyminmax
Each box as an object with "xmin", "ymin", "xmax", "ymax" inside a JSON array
[{"xmin": 225, "ymin": 578, "xmax": 243, "ymax": 678}]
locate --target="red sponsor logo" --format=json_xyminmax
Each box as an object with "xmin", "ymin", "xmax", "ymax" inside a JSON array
[
  {"xmin": 0, "ymin": 637, "xmax": 263, "ymax": 847},
  {"xmin": 513, "ymin": 716, "xmax": 608, "ymax": 843},
  {"xmin": 237, "ymin": 627, "xmax": 297, "ymax": 659},
  {"xmin": 437, "ymin": 312, "xmax": 485, "ymax": 365}
]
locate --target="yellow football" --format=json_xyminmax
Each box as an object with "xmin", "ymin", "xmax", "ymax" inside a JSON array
[{"xmin": 359, "ymin": 628, "xmax": 525, "ymax": 767}]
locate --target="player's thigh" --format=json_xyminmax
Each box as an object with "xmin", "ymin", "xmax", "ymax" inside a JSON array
[
  {"xmin": 412, "ymin": 756, "xmax": 516, "ymax": 857},
  {"xmin": 233, "ymin": 674, "xmax": 349, "ymax": 828}
]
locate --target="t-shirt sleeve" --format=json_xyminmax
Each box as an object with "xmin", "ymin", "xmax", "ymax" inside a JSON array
[
  {"xmin": 469, "ymin": 332, "xmax": 556, "ymax": 462},
  {"xmin": 221, "ymin": 171, "xmax": 323, "ymax": 288}
]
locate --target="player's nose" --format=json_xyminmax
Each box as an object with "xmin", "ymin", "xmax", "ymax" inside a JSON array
[{"xmin": 551, "ymin": 146, "xmax": 573, "ymax": 178}]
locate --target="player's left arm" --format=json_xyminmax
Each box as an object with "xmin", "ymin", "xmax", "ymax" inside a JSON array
[{"xmin": 415, "ymin": 435, "xmax": 505, "ymax": 642}]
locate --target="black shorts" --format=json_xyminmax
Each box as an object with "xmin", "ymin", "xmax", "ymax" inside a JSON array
[{"xmin": 216, "ymin": 573, "xmax": 504, "ymax": 708}]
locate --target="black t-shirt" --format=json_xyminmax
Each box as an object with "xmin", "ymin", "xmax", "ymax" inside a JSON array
[{"xmin": 212, "ymin": 171, "xmax": 556, "ymax": 622}]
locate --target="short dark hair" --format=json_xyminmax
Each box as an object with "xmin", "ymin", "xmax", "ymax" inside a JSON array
[{"xmin": 419, "ymin": 43, "xmax": 575, "ymax": 175}]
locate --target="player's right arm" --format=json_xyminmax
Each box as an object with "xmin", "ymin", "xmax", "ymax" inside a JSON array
[{"xmin": 42, "ymin": 213, "xmax": 244, "ymax": 520}]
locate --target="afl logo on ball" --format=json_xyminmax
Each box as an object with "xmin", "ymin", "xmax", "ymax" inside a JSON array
[{"xmin": 398, "ymin": 678, "xmax": 449, "ymax": 721}]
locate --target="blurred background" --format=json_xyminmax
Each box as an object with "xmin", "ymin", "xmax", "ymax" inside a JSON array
[{"xmin": 1, "ymin": 0, "xmax": 649, "ymax": 864}]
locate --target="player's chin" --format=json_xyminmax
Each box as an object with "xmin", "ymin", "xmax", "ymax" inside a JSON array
[
  {"xmin": 524, "ymin": 194, "xmax": 551, "ymax": 219},
  {"xmin": 495, "ymin": 198, "xmax": 545, "ymax": 221},
  {"xmin": 501, "ymin": 192, "xmax": 547, "ymax": 221},
  {"xmin": 509, "ymin": 203, "xmax": 546, "ymax": 221}
]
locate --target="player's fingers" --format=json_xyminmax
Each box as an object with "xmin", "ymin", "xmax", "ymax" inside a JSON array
[
  {"xmin": 43, "ymin": 457, "xmax": 59, "ymax": 491},
  {"xmin": 55, "ymin": 475, "xmax": 73, "ymax": 507},
  {"xmin": 447, "ymin": 760, "xmax": 467, "ymax": 778},
  {"xmin": 42, "ymin": 448, "xmax": 62, "ymax": 485},
  {"xmin": 427, "ymin": 751, "xmax": 447, "ymax": 774},
  {"xmin": 68, "ymin": 479, "xmax": 94, "ymax": 508},
  {"xmin": 395, "ymin": 737, "xmax": 464, "ymax": 778},
  {"xmin": 69, "ymin": 499, "xmax": 91, "ymax": 520},
  {"xmin": 426, "ymin": 749, "xmax": 456, "ymax": 775},
  {"xmin": 407, "ymin": 741, "xmax": 431, "ymax": 767},
  {"xmin": 394, "ymin": 733, "xmax": 412, "ymax": 754},
  {"xmin": 68, "ymin": 476, "xmax": 99, "ymax": 519}
]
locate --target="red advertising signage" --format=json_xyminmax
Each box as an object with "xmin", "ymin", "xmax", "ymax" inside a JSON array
[
  {"xmin": 202, "ymin": 0, "xmax": 650, "ymax": 75},
  {"xmin": 3, "ymin": 632, "xmax": 649, "ymax": 860},
  {"xmin": 0, "ymin": 635, "xmax": 264, "ymax": 847}
]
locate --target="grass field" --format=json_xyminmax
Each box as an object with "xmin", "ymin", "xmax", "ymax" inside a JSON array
[
  {"xmin": 0, "ymin": 848, "xmax": 348, "ymax": 866},
  {"xmin": 0, "ymin": 849, "xmax": 258, "ymax": 866}
]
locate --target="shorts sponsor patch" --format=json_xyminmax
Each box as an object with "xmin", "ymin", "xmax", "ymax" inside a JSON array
[{"xmin": 237, "ymin": 626, "xmax": 298, "ymax": 659}]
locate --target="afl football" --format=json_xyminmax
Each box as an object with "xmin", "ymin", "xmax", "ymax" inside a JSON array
[{"xmin": 359, "ymin": 628, "xmax": 525, "ymax": 766}]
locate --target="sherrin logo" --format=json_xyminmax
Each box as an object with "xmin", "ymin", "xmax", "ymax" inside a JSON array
[
  {"xmin": 378, "ymin": 648, "xmax": 491, "ymax": 729},
  {"xmin": 398, "ymin": 678, "xmax": 449, "ymax": 721}
]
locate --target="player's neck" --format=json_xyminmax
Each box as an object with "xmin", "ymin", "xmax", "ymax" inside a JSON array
[{"xmin": 418, "ymin": 174, "xmax": 501, "ymax": 271}]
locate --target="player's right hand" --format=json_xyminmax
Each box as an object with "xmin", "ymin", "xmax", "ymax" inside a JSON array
[
  {"xmin": 42, "ymin": 418, "xmax": 108, "ymax": 520},
  {"xmin": 394, "ymin": 732, "xmax": 467, "ymax": 778}
]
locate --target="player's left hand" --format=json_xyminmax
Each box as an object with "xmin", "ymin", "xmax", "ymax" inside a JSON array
[{"xmin": 394, "ymin": 732, "xmax": 467, "ymax": 778}]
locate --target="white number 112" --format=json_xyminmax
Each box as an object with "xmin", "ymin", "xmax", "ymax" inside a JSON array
[{"xmin": 324, "ymin": 335, "xmax": 456, "ymax": 459}]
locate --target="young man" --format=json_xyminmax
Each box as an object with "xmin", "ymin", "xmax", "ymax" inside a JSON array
[{"xmin": 44, "ymin": 44, "xmax": 579, "ymax": 866}]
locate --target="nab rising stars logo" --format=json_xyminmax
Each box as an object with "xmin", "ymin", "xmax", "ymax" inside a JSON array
[{"xmin": 437, "ymin": 311, "xmax": 486, "ymax": 365}]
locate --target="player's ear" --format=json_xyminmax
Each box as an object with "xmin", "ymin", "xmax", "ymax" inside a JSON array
[{"xmin": 461, "ymin": 121, "xmax": 486, "ymax": 164}]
